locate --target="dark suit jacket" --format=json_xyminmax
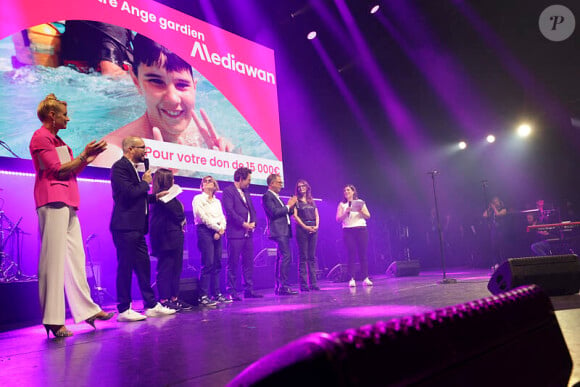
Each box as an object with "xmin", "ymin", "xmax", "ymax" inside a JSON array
[
  {"xmin": 262, "ymin": 190, "xmax": 292, "ymax": 239},
  {"xmin": 110, "ymin": 156, "xmax": 155, "ymax": 234},
  {"xmin": 149, "ymin": 198, "xmax": 185, "ymax": 256},
  {"xmin": 223, "ymin": 184, "xmax": 257, "ymax": 239}
]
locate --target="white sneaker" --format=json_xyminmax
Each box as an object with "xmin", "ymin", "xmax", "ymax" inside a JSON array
[
  {"xmin": 348, "ymin": 278, "xmax": 356, "ymax": 287},
  {"xmin": 117, "ymin": 308, "xmax": 147, "ymax": 322},
  {"xmin": 145, "ymin": 302, "xmax": 177, "ymax": 317},
  {"xmin": 362, "ymin": 277, "xmax": 373, "ymax": 286}
]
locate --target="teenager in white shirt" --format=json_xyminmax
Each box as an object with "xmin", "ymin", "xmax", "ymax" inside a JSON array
[
  {"xmin": 192, "ymin": 176, "xmax": 230, "ymax": 306},
  {"xmin": 336, "ymin": 184, "xmax": 372, "ymax": 287}
]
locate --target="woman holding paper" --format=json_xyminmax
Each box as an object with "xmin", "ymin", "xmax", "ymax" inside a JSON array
[
  {"xmin": 29, "ymin": 93, "xmax": 113, "ymax": 338},
  {"xmin": 149, "ymin": 168, "xmax": 191, "ymax": 311},
  {"xmin": 336, "ymin": 184, "xmax": 372, "ymax": 287}
]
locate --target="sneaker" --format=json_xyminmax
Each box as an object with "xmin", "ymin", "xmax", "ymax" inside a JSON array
[
  {"xmin": 199, "ymin": 295, "xmax": 218, "ymax": 307},
  {"xmin": 174, "ymin": 299, "xmax": 194, "ymax": 311},
  {"xmin": 161, "ymin": 300, "xmax": 181, "ymax": 312},
  {"xmin": 228, "ymin": 293, "xmax": 243, "ymax": 301},
  {"xmin": 145, "ymin": 302, "xmax": 177, "ymax": 317},
  {"xmin": 215, "ymin": 294, "xmax": 233, "ymax": 304},
  {"xmin": 348, "ymin": 278, "xmax": 356, "ymax": 287},
  {"xmin": 362, "ymin": 277, "xmax": 373, "ymax": 286},
  {"xmin": 117, "ymin": 308, "xmax": 147, "ymax": 322}
]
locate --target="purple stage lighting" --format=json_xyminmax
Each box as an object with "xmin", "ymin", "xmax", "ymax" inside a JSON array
[
  {"xmin": 486, "ymin": 134, "xmax": 496, "ymax": 143},
  {"xmin": 458, "ymin": 141, "xmax": 467, "ymax": 150},
  {"xmin": 307, "ymin": 30, "xmax": 317, "ymax": 40},
  {"xmin": 370, "ymin": 5, "xmax": 380, "ymax": 14}
]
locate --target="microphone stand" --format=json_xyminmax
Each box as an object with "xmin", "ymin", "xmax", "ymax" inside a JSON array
[
  {"xmin": 428, "ymin": 171, "xmax": 456, "ymax": 284},
  {"xmin": 481, "ymin": 179, "xmax": 495, "ymax": 269}
]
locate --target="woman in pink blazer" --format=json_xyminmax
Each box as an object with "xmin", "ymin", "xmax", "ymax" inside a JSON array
[{"xmin": 29, "ymin": 94, "xmax": 113, "ymax": 338}]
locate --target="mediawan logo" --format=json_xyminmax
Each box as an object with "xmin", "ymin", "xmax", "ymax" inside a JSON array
[{"xmin": 539, "ymin": 5, "xmax": 575, "ymax": 42}]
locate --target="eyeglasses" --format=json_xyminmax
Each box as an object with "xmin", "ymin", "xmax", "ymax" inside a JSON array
[
  {"xmin": 297, "ymin": 185, "xmax": 307, "ymax": 188},
  {"xmin": 131, "ymin": 145, "xmax": 146, "ymax": 149},
  {"xmin": 202, "ymin": 177, "xmax": 214, "ymax": 183}
]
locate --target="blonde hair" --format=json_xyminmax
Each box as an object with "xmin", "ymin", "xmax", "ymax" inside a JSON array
[
  {"xmin": 37, "ymin": 93, "xmax": 66, "ymax": 122},
  {"xmin": 200, "ymin": 175, "xmax": 219, "ymax": 192}
]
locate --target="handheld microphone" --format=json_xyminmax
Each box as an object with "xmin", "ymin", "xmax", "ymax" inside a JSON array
[
  {"xmin": 427, "ymin": 170, "xmax": 439, "ymax": 175},
  {"xmin": 144, "ymin": 158, "xmax": 150, "ymax": 171}
]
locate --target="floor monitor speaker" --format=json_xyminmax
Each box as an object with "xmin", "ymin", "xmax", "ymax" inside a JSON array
[{"xmin": 488, "ymin": 254, "xmax": 580, "ymax": 296}]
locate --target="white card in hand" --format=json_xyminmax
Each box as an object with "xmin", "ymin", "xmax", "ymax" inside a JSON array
[
  {"xmin": 160, "ymin": 184, "xmax": 183, "ymax": 203},
  {"xmin": 350, "ymin": 199, "xmax": 364, "ymax": 212},
  {"xmin": 56, "ymin": 146, "xmax": 71, "ymax": 164}
]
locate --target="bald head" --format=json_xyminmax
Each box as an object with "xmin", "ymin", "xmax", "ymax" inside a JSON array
[
  {"xmin": 122, "ymin": 136, "xmax": 147, "ymax": 163},
  {"xmin": 122, "ymin": 136, "xmax": 143, "ymax": 154}
]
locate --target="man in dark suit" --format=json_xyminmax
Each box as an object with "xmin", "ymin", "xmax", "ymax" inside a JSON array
[
  {"xmin": 223, "ymin": 167, "xmax": 262, "ymax": 300},
  {"xmin": 110, "ymin": 136, "xmax": 175, "ymax": 321},
  {"xmin": 262, "ymin": 173, "xmax": 298, "ymax": 295}
]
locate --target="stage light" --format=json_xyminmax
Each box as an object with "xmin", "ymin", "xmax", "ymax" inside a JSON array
[
  {"xmin": 458, "ymin": 141, "xmax": 467, "ymax": 150},
  {"xmin": 307, "ymin": 31, "xmax": 317, "ymax": 40},
  {"xmin": 486, "ymin": 134, "xmax": 496, "ymax": 143},
  {"xmin": 370, "ymin": 5, "xmax": 380, "ymax": 14},
  {"xmin": 517, "ymin": 123, "xmax": 532, "ymax": 137}
]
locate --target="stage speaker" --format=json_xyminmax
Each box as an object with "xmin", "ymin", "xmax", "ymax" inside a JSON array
[
  {"xmin": 228, "ymin": 285, "xmax": 572, "ymax": 386},
  {"xmin": 178, "ymin": 277, "xmax": 199, "ymax": 306},
  {"xmin": 0, "ymin": 280, "xmax": 42, "ymax": 331},
  {"xmin": 386, "ymin": 260, "xmax": 421, "ymax": 277},
  {"xmin": 488, "ymin": 254, "xmax": 580, "ymax": 296},
  {"xmin": 253, "ymin": 265, "xmax": 276, "ymax": 290}
]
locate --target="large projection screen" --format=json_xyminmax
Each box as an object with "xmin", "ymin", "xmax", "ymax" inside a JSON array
[{"xmin": 0, "ymin": 0, "xmax": 283, "ymax": 185}]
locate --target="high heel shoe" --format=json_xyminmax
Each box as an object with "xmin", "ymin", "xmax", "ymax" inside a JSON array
[
  {"xmin": 85, "ymin": 310, "xmax": 115, "ymax": 328},
  {"xmin": 44, "ymin": 325, "xmax": 73, "ymax": 338}
]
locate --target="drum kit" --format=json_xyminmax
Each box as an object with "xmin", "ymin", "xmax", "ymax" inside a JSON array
[
  {"xmin": 0, "ymin": 192, "xmax": 35, "ymax": 282},
  {"xmin": 0, "ymin": 190, "xmax": 112, "ymax": 303}
]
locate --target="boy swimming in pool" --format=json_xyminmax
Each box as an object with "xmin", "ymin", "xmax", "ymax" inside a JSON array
[{"xmin": 94, "ymin": 34, "xmax": 233, "ymax": 166}]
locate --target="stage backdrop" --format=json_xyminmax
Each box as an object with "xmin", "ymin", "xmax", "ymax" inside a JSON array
[{"xmin": 0, "ymin": 0, "xmax": 283, "ymax": 185}]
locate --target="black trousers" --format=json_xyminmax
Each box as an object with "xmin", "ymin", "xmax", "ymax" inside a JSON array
[
  {"xmin": 156, "ymin": 246, "xmax": 183, "ymax": 300},
  {"xmin": 272, "ymin": 236, "xmax": 292, "ymax": 289},
  {"xmin": 227, "ymin": 236, "xmax": 255, "ymax": 294},
  {"xmin": 112, "ymin": 230, "xmax": 157, "ymax": 313},
  {"xmin": 197, "ymin": 224, "xmax": 222, "ymax": 297},
  {"xmin": 343, "ymin": 227, "xmax": 369, "ymax": 279},
  {"xmin": 296, "ymin": 227, "xmax": 318, "ymax": 288}
]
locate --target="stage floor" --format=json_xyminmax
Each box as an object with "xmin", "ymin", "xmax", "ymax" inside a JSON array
[{"xmin": 0, "ymin": 269, "xmax": 578, "ymax": 386}]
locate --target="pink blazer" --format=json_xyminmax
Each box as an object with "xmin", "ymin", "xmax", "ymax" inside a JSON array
[{"xmin": 29, "ymin": 126, "xmax": 81, "ymax": 209}]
